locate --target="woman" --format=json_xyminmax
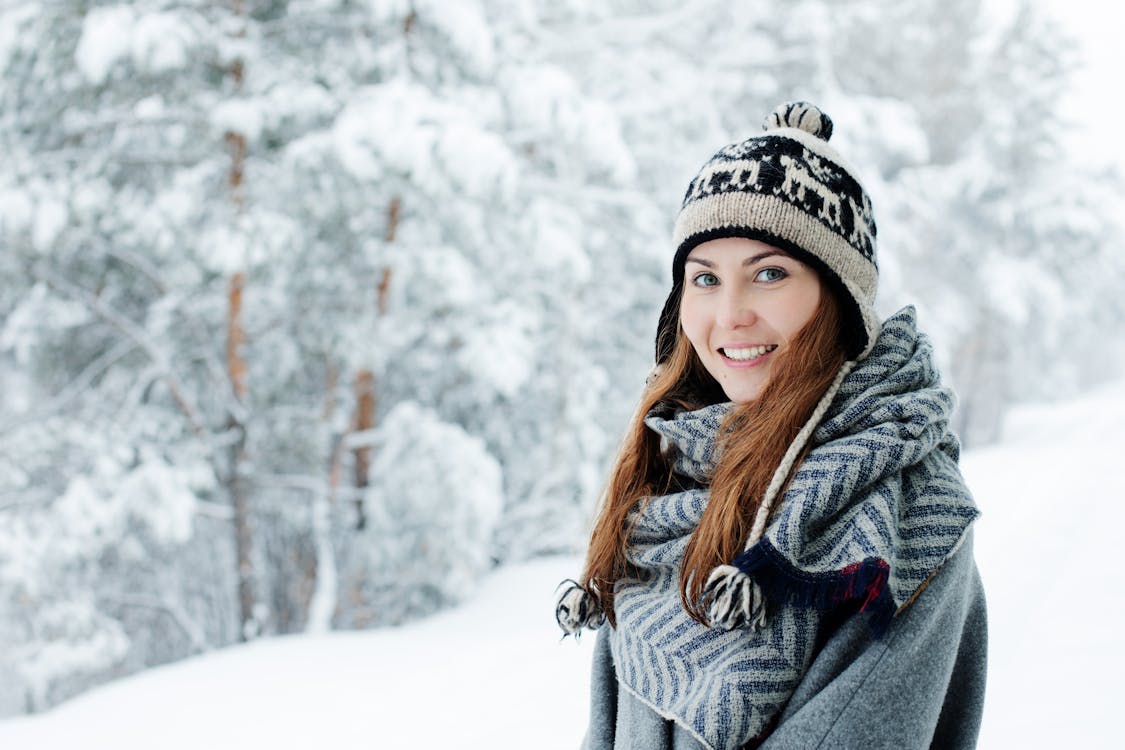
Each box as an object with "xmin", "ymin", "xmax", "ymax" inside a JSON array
[{"xmin": 556, "ymin": 102, "xmax": 986, "ymax": 749}]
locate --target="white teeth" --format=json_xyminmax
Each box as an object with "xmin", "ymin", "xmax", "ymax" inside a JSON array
[{"xmin": 722, "ymin": 345, "xmax": 777, "ymax": 361}]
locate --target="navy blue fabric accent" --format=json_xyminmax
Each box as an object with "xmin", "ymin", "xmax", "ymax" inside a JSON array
[{"xmin": 732, "ymin": 541, "xmax": 896, "ymax": 638}]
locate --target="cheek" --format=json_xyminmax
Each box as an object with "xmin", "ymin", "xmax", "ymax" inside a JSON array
[
  {"xmin": 777, "ymin": 282, "xmax": 822, "ymax": 337},
  {"xmin": 678, "ymin": 299, "xmax": 709, "ymax": 352}
]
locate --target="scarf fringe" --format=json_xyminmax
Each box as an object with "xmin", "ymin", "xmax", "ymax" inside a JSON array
[{"xmin": 730, "ymin": 541, "xmax": 896, "ymax": 637}]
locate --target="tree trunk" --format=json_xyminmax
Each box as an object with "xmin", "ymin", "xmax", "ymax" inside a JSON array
[
  {"xmin": 226, "ymin": 272, "xmax": 256, "ymax": 640},
  {"xmin": 352, "ymin": 369, "xmax": 376, "ymax": 532},
  {"xmin": 352, "ymin": 201, "xmax": 398, "ymax": 528},
  {"xmin": 306, "ymin": 363, "xmax": 341, "ymax": 633},
  {"xmin": 225, "ymin": 1, "xmax": 255, "ymax": 639}
]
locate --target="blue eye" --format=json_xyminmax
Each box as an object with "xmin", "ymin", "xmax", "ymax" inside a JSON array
[
  {"xmin": 755, "ymin": 267, "xmax": 787, "ymax": 282},
  {"xmin": 692, "ymin": 272, "xmax": 719, "ymax": 287}
]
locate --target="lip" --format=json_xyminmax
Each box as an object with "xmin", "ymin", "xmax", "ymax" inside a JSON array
[{"xmin": 717, "ymin": 346, "xmax": 775, "ymax": 369}]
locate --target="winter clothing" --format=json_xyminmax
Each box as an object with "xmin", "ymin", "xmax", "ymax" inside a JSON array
[
  {"xmin": 581, "ymin": 526, "xmax": 986, "ymax": 750},
  {"xmin": 651, "ymin": 102, "xmax": 886, "ymax": 583},
  {"xmin": 561, "ymin": 308, "xmax": 982, "ymax": 749},
  {"xmin": 557, "ymin": 102, "xmax": 986, "ymax": 749},
  {"xmin": 656, "ymin": 101, "xmax": 879, "ymax": 365}
]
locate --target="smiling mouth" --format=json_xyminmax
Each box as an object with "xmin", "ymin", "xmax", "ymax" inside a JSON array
[{"xmin": 720, "ymin": 345, "xmax": 778, "ymax": 362}]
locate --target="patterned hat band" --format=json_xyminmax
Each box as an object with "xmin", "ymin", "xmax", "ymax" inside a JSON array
[{"xmin": 655, "ymin": 101, "xmax": 879, "ymax": 364}]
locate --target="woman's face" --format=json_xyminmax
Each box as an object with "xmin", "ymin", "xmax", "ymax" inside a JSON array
[{"xmin": 679, "ymin": 237, "xmax": 824, "ymax": 404}]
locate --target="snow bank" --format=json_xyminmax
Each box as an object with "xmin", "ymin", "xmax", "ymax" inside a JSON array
[{"xmin": 0, "ymin": 557, "xmax": 592, "ymax": 749}]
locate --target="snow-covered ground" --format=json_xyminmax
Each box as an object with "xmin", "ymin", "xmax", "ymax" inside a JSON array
[
  {"xmin": 965, "ymin": 379, "xmax": 1125, "ymax": 749},
  {"xmin": 0, "ymin": 554, "xmax": 592, "ymax": 749},
  {"xmin": 2, "ymin": 381, "xmax": 1123, "ymax": 749}
]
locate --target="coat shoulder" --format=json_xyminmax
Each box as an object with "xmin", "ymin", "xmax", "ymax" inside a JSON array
[{"xmin": 763, "ymin": 527, "xmax": 987, "ymax": 749}]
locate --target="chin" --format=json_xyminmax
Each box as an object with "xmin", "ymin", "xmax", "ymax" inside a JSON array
[{"xmin": 722, "ymin": 383, "xmax": 765, "ymax": 404}]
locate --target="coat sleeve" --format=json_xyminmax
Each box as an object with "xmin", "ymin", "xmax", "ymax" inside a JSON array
[{"xmin": 761, "ymin": 527, "xmax": 988, "ymax": 750}]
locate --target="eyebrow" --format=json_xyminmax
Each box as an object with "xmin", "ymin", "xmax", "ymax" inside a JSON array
[{"xmin": 684, "ymin": 251, "xmax": 785, "ymax": 268}]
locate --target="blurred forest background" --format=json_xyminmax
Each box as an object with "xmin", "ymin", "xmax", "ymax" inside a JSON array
[{"xmin": 2, "ymin": 0, "xmax": 1123, "ymax": 716}]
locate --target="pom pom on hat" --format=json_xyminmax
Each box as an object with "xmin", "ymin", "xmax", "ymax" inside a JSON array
[{"xmin": 764, "ymin": 100, "xmax": 834, "ymax": 141}]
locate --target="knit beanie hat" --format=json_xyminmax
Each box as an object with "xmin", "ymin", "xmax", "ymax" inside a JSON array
[{"xmin": 655, "ymin": 101, "xmax": 879, "ymax": 364}]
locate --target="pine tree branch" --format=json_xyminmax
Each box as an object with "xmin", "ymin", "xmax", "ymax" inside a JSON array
[
  {"xmin": 35, "ymin": 269, "xmax": 209, "ymax": 440},
  {"xmin": 0, "ymin": 338, "xmax": 137, "ymax": 437}
]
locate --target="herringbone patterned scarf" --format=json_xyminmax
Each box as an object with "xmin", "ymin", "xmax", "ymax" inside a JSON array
[{"xmin": 608, "ymin": 307, "xmax": 979, "ymax": 750}]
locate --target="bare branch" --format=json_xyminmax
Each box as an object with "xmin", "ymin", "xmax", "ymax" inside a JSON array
[
  {"xmin": 101, "ymin": 246, "xmax": 168, "ymax": 293},
  {"xmin": 0, "ymin": 337, "xmax": 137, "ymax": 436},
  {"xmin": 254, "ymin": 473, "xmax": 326, "ymax": 495},
  {"xmin": 194, "ymin": 499, "xmax": 235, "ymax": 521},
  {"xmin": 254, "ymin": 474, "xmax": 364, "ymax": 504},
  {"xmin": 35, "ymin": 269, "xmax": 209, "ymax": 439},
  {"xmin": 102, "ymin": 594, "xmax": 208, "ymax": 653}
]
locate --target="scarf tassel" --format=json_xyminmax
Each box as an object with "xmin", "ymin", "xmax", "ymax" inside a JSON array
[
  {"xmin": 702, "ymin": 565, "xmax": 769, "ymax": 631},
  {"xmin": 717, "ymin": 542, "xmax": 896, "ymax": 636},
  {"xmin": 555, "ymin": 579, "xmax": 605, "ymax": 637}
]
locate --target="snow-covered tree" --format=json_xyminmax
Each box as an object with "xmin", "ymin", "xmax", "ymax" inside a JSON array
[{"xmin": 0, "ymin": 0, "xmax": 653, "ymax": 711}]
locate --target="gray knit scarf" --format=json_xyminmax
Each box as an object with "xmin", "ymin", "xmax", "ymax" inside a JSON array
[{"xmin": 561, "ymin": 307, "xmax": 979, "ymax": 750}]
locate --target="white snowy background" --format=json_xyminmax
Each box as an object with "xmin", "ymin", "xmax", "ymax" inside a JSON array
[{"xmin": 1, "ymin": 0, "xmax": 1123, "ymax": 747}]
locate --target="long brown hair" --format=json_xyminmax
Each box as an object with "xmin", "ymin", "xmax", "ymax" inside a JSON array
[{"xmin": 581, "ymin": 279, "xmax": 846, "ymax": 626}]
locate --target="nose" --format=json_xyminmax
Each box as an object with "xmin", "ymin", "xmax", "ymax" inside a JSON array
[{"xmin": 715, "ymin": 287, "xmax": 756, "ymax": 329}]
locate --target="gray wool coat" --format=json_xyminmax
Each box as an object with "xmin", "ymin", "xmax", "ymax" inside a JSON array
[{"xmin": 581, "ymin": 529, "xmax": 987, "ymax": 750}]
